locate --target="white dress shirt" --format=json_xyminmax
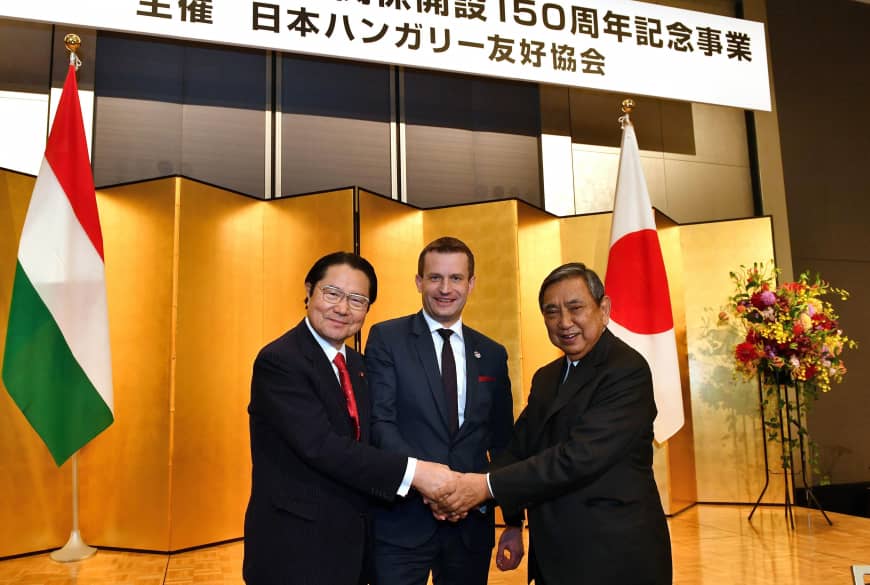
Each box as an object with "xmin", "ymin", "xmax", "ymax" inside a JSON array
[
  {"xmin": 305, "ymin": 318, "xmax": 416, "ymax": 496},
  {"xmin": 421, "ymin": 310, "xmax": 468, "ymax": 427}
]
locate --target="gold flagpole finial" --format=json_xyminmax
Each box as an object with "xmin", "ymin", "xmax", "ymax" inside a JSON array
[
  {"xmin": 64, "ymin": 33, "xmax": 82, "ymax": 69},
  {"xmin": 64, "ymin": 33, "xmax": 81, "ymax": 54},
  {"xmin": 619, "ymin": 98, "xmax": 635, "ymax": 129}
]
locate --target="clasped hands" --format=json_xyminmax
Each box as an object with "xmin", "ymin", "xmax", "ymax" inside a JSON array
[
  {"xmin": 412, "ymin": 461, "xmax": 490, "ymax": 522},
  {"xmin": 411, "ymin": 461, "xmax": 525, "ymax": 571}
]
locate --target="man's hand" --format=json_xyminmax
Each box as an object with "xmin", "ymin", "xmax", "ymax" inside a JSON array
[
  {"xmin": 495, "ymin": 526, "xmax": 524, "ymax": 571},
  {"xmin": 435, "ymin": 472, "xmax": 490, "ymax": 519},
  {"xmin": 412, "ymin": 460, "xmax": 457, "ymax": 505}
]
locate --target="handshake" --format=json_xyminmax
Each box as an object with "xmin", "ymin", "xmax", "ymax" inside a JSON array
[
  {"xmin": 410, "ymin": 461, "xmax": 525, "ymax": 572},
  {"xmin": 411, "ymin": 461, "xmax": 492, "ymax": 521}
]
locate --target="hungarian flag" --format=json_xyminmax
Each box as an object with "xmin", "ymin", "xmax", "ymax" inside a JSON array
[
  {"xmin": 2, "ymin": 64, "xmax": 114, "ymax": 466},
  {"xmin": 604, "ymin": 119, "xmax": 683, "ymax": 443}
]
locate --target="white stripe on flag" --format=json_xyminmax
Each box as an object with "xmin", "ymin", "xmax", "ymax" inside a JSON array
[{"xmin": 17, "ymin": 158, "xmax": 114, "ymax": 411}]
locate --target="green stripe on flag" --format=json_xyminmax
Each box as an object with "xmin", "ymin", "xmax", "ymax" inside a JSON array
[{"xmin": 2, "ymin": 262, "xmax": 113, "ymax": 466}]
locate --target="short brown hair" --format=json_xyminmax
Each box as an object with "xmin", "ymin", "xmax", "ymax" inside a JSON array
[{"xmin": 417, "ymin": 237, "xmax": 475, "ymax": 278}]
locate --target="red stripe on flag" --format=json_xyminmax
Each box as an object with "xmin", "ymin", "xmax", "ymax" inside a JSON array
[
  {"xmin": 44, "ymin": 65, "xmax": 104, "ymax": 260},
  {"xmin": 605, "ymin": 229, "xmax": 674, "ymax": 335}
]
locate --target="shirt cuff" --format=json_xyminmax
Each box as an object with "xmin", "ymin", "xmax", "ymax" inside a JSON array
[{"xmin": 398, "ymin": 457, "xmax": 417, "ymax": 497}]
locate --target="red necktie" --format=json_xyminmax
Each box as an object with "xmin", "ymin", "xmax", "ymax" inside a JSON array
[{"xmin": 333, "ymin": 353, "xmax": 361, "ymax": 441}]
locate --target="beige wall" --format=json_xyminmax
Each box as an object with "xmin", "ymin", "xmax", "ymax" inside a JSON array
[{"xmin": 764, "ymin": 0, "xmax": 870, "ymax": 486}]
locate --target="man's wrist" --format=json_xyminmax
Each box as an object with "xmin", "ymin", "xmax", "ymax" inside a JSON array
[
  {"xmin": 398, "ymin": 457, "xmax": 417, "ymax": 496},
  {"xmin": 485, "ymin": 472, "xmax": 494, "ymax": 498}
]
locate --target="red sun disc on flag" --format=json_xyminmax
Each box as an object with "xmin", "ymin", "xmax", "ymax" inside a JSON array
[{"xmin": 605, "ymin": 229, "xmax": 674, "ymax": 335}]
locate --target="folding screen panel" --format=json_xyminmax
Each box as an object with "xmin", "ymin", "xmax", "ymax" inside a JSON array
[
  {"xmin": 357, "ymin": 189, "xmax": 423, "ymax": 345},
  {"xmin": 263, "ymin": 190, "xmax": 355, "ymax": 345},
  {"xmin": 423, "ymin": 200, "xmax": 524, "ymax": 416},
  {"xmin": 681, "ymin": 217, "xmax": 781, "ymax": 504},
  {"xmin": 81, "ymin": 178, "xmax": 177, "ymax": 550},
  {"xmin": 170, "ymin": 181, "xmax": 264, "ymax": 550},
  {"xmin": 516, "ymin": 203, "xmax": 562, "ymax": 409},
  {"xmin": 0, "ymin": 170, "xmax": 69, "ymax": 555}
]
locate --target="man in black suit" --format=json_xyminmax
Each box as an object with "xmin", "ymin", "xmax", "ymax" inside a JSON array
[
  {"xmin": 243, "ymin": 251, "xmax": 454, "ymax": 585},
  {"xmin": 435, "ymin": 262, "xmax": 672, "ymax": 585},
  {"xmin": 364, "ymin": 237, "xmax": 518, "ymax": 585}
]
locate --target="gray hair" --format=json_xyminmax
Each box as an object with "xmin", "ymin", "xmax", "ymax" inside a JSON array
[{"xmin": 538, "ymin": 262, "xmax": 605, "ymax": 310}]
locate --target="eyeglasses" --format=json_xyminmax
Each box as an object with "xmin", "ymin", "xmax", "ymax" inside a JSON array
[{"xmin": 320, "ymin": 285, "xmax": 370, "ymax": 311}]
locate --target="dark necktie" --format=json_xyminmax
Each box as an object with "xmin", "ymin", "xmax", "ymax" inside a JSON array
[
  {"xmin": 561, "ymin": 361, "xmax": 578, "ymax": 385},
  {"xmin": 333, "ymin": 353, "xmax": 360, "ymax": 441},
  {"xmin": 437, "ymin": 329, "xmax": 459, "ymax": 436}
]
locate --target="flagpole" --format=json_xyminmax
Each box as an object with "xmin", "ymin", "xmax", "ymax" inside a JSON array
[
  {"xmin": 50, "ymin": 452, "xmax": 97, "ymax": 561},
  {"xmin": 48, "ymin": 34, "xmax": 97, "ymax": 563}
]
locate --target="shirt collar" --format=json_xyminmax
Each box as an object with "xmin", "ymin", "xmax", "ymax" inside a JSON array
[
  {"xmin": 421, "ymin": 310, "xmax": 463, "ymax": 340},
  {"xmin": 304, "ymin": 317, "xmax": 346, "ymax": 363}
]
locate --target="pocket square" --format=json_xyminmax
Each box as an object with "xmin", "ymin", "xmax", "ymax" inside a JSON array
[{"xmin": 478, "ymin": 375, "xmax": 496, "ymax": 382}]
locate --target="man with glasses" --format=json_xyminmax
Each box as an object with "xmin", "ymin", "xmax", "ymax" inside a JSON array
[
  {"xmin": 243, "ymin": 251, "xmax": 455, "ymax": 585},
  {"xmin": 365, "ymin": 237, "xmax": 520, "ymax": 585}
]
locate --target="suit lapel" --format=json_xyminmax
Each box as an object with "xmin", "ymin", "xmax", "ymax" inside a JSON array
[
  {"xmin": 297, "ymin": 321, "xmax": 356, "ymax": 438},
  {"xmin": 411, "ymin": 312, "xmax": 452, "ymax": 434},
  {"xmin": 346, "ymin": 349, "xmax": 370, "ymax": 442},
  {"xmin": 541, "ymin": 360, "xmax": 595, "ymax": 427},
  {"xmin": 524, "ymin": 359, "xmax": 564, "ymax": 446},
  {"xmin": 534, "ymin": 331, "xmax": 614, "ymax": 441},
  {"xmin": 456, "ymin": 326, "xmax": 481, "ymax": 439}
]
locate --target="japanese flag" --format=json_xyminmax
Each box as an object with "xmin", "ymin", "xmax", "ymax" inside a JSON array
[{"xmin": 604, "ymin": 119, "xmax": 684, "ymax": 443}]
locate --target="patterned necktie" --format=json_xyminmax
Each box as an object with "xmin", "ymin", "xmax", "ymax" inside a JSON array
[
  {"xmin": 437, "ymin": 329, "xmax": 459, "ymax": 436},
  {"xmin": 333, "ymin": 353, "xmax": 360, "ymax": 441}
]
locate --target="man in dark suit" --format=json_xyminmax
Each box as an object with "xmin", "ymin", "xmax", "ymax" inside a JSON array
[
  {"xmin": 243, "ymin": 251, "xmax": 455, "ymax": 585},
  {"xmin": 435, "ymin": 262, "xmax": 672, "ymax": 585},
  {"xmin": 364, "ymin": 237, "xmax": 517, "ymax": 585}
]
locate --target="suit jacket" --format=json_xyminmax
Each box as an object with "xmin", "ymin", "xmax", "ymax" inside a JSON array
[
  {"xmin": 243, "ymin": 320, "xmax": 408, "ymax": 585},
  {"xmin": 365, "ymin": 311, "xmax": 514, "ymax": 550},
  {"xmin": 490, "ymin": 329, "xmax": 672, "ymax": 585}
]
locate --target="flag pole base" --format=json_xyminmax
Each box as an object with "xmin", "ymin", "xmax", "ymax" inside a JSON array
[{"xmin": 50, "ymin": 529, "xmax": 97, "ymax": 562}]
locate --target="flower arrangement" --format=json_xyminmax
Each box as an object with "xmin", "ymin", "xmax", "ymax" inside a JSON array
[
  {"xmin": 719, "ymin": 262, "xmax": 856, "ymax": 392},
  {"xmin": 719, "ymin": 262, "xmax": 857, "ymax": 479}
]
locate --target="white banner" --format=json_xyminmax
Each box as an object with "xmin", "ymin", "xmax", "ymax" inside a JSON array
[{"xmin": 1, "ymin": 0, "xmax": 771, "ymax": 110}]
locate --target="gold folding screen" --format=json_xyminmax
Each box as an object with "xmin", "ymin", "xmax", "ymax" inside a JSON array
[
  {"xmin": 358, "ymin": 189, "xmax": 423, "ymax": 343},
  {"xmin": 81, "ymin": 178, "xmax": 177, "ymax": 549},
  {"xmin": 516, "ymin": 204, "xmax": 562, "ymax": 402},
  {"xmin": 0, "ymin": 171, "xmax": 779, "ymax": 555},
  {"xmin": 1, "ymin": 170, "xmax": 70, "ymax": 554},
  {"xmin": 681, "ymin": 217, "xmax": 781, "ymax": 504},
  {"xmin": 556, "ymin": 211, "xmax": 698, "ymax": 514},
  {"xmin": 422, "ymin": 200, "xmax": 524, "ymax": 416}
]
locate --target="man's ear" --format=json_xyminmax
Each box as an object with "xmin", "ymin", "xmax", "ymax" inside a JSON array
[
  {"xmin": 600, "ymin": 295, "xmax": 612, "ymax": 323},
  {"xmin": 304, "ymin": 282, "xmax": 312, "ymax": 307}
]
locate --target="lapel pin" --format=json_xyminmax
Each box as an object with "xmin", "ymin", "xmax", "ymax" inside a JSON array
[{"xmin": 473, "ymin": 351, "xmax": 481, "ymax": 359}]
